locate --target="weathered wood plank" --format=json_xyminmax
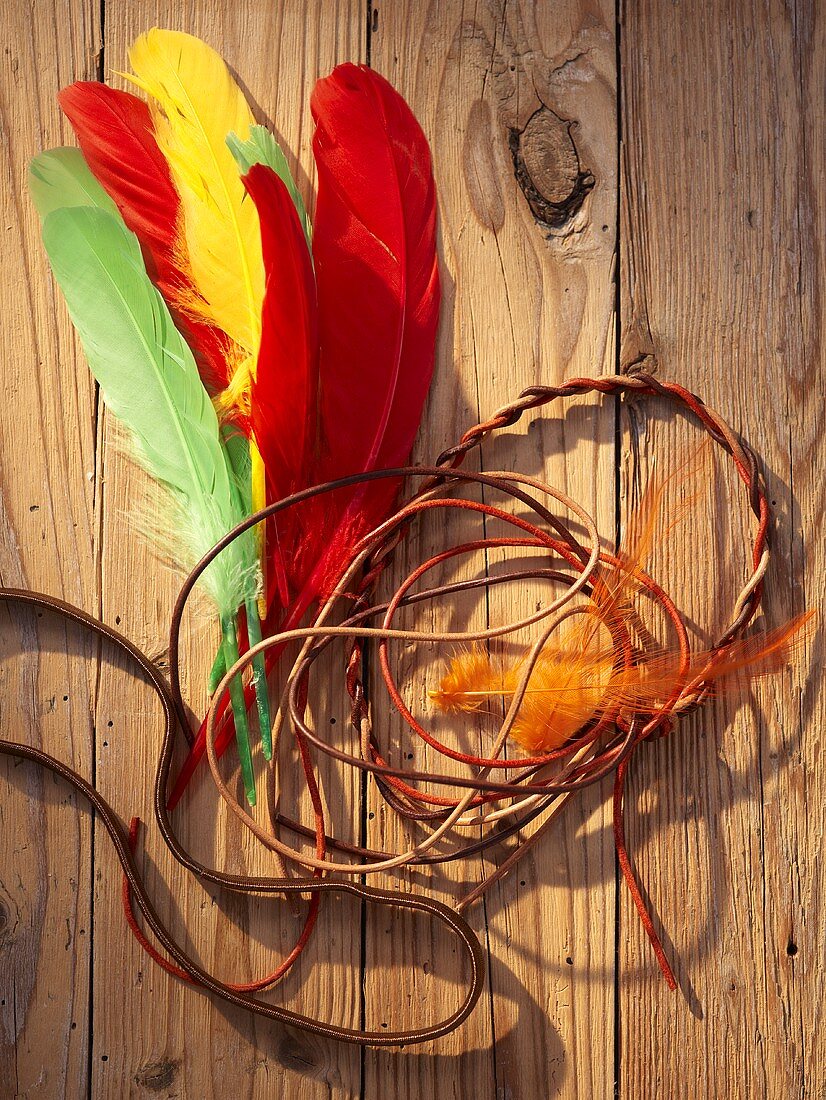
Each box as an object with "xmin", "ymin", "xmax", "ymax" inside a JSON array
[
  {"xmin": 619, "ymin": 1, "xmax": 823, "ymax": 1097},
  {"xmin": 3, "ymin": 2, "xmax": 823, "ymax": 1097},
  {"xmin": 0, "ymin": 4, "xmax": 101, "ymax": 1097},
  {"xmin": 90, "ymin": 4, "xmax": 366, "ymax": 1098},
  {"xmin": 796, "ymin": 8, "xmax": 825, "ymax": 1089},
  {"xmin": 365, "ymin": 3, "xmax": 618, "ymax": 1098}
]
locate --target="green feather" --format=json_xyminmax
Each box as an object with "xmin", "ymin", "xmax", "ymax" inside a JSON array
[
  {"xmin": 32, "ymin": 166, "xmax": 256, "ymax": 615},
  {"xmin": 220, "ymin": 424, "xmax": 272, "ymax": 757},
  {"xmin": 222, "ymin": 425, "xmax": 253, "ymax": 515},
  {"xmin": 226, "ymin": 125, "xmax": 312, "ymax": 249},
  {"xmin": 28, "ymin": 147, "xmax": 120, "ymax": 219}
]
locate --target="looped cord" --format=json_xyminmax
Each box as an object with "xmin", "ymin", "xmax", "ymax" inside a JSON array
[{"xmin": 0, "ymin": 374, "xmax": 770, "ymax": 1038}]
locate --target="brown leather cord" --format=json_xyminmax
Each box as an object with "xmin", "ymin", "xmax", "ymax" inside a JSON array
[
  {"xmin": 0, "ymin": 588, "xmax": 485, "ymax": 1046},
  {"xmin": 163, "ymin": 372, "xmax": 770, "ymax": 974},
  {"xmin": 0, "ymin": 373, "xmax": 773, "ymax": 1039}
]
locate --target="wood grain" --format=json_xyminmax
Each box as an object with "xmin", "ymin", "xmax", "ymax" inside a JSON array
[
  {"xmin": 364, "ymin": 3, "xmax": 618, "ymax": 1098},
  {"xmin": 0, "ymin": 4, "xmax": 100, "ymax": 1096},
  {"xmin": 0, "ymin": 1, "xmax": 822, "ymax": 1097},
  {"xmin": 619, "ymin": 1, "xmax": 824, "ymax": 1097}
]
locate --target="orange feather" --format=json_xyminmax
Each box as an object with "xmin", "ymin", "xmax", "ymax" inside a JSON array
[{"xmin": 431, "ymin": 454, "xmax": 813, "ymax": 753}]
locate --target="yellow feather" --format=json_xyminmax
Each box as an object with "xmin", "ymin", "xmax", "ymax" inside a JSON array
[
  {"xmin": 430, "ymin": 611, "xmax": 813, "ymax": 755},
  {"xmin": 431, "ymin": 641, "xmax": 614, "ymax": 752},
  {"xmin": 429, "ymin": 454, "xmax": 721, "ymax": 752},
  {"xmin": 430, "ymin": 645, "xmax": 510, "ymax": 712},
  {"xmin": 127, "ymin": 29, "xmax": 268, "ymax": 611},
  {"xmin": 127, "ymin": 29, "xmax": 263, "ymax": 364}
]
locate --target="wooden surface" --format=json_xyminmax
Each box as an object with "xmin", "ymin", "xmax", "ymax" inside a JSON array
[{"xmin": 0, "ymin": 1, "xmax": 822, "ymax": 1097}]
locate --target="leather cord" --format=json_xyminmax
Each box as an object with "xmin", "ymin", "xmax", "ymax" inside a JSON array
[
  {"xmin": 0, "ymin": 373, "xmax": 772, "ymax": 1040},
  {"xmin": 0, "ymin": 588, "xmax": 485, "ymax": 1046}
]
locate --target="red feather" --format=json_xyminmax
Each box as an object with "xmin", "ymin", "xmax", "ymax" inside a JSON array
[
  {"xmin": 58, "ymin": 81, "xmax": 230, "ymax": 394},
  {"xmin": 298, "ymin": 62, "xmax": 439, "ymax": 597},
  {"xmin": 242, "ymin": 164, "xmax": 319, "ymax": 605},
  {"xmin": 168, "ymin": 64, "xmax": 439, "ymax": 806}
]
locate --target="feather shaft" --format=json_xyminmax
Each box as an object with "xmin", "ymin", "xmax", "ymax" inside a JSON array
[
  {"xmin": 221, "ymin": 614, "xmax": 256, "ymax": 805},
  {"xmin": 208, "ymin": 646, "xmax": 225, "ymax": 693},
  {"xmin": 244, "ymin": 595, "xmax": 273, "ymax": 760}
]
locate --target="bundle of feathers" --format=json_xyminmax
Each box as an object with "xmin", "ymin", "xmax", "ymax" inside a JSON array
[{"xmin": 31, "ymin": 29, "xmax": 439, "ymax": 807}]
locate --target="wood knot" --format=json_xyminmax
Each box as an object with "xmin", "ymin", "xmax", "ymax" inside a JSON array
[
  {"xmin": 0, "ymin": 893, "xmax": 17, "ymax": 948},
  {"xmin": 134, "ymin": 1059, "xmax": 178, "ymax": 1091},
  {"xmin": 623, "ymin": 353, "xmax": 658, "ymax": 378},
  {"xmin": 509, "ymin": 107, "xmax": 594, "ymax": 230},
  {"xmin": 277, "ymin": 1034, "xmax": 318, "ymax": 1073}
]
